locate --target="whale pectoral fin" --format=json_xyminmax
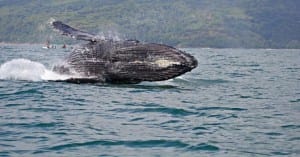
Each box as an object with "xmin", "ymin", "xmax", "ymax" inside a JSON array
[{"xmin": 51, "ymin": 21, "xmax": 97, "ymax": 41}]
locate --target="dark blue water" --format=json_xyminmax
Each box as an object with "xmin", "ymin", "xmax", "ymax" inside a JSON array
[{"xmin": 0, "ymin": 44, "xmax": 299, "ymax": 156}]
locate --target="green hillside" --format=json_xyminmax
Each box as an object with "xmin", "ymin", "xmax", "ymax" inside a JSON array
[{"xmin": 0, "ymin": 0, "xmax": 299, "ymax": 48}]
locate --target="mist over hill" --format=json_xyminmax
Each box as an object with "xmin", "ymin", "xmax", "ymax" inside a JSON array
[{"xmin": 0, "ymin": 0, "xmax": 299, "ymax": 48}]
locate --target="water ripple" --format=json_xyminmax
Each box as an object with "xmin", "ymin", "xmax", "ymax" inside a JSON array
[
  {"xmin": 47, "ymin": 139, "xmax": 189, "ymax": 151},
  {"xmin": 189, "ymin": 143, "xmax": 219, "ymax": 151},
  {"xmin": 134, "ymin": 107, "xmax": 196, "ymax": 116},
  {"xmin": 281, "ymin": 125, "xmax": 300, "ymax": 129},
  {"xmin": 2, "ymin": 122, "xmax": 61, "ymax": 128},
  {"xmin": 111, "ymin": 107, "xmax": 196, "ymax": 116},
  {"xmin": 194, "ymin": 106, "xmax": 247, "ymax": 111}
]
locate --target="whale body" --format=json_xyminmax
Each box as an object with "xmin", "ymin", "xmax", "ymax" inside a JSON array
[{"xmin": 51, "ymin": 21, "xmax": 197, "ymax": 84}]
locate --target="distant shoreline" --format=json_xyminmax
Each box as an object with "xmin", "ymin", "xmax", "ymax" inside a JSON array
[
  {"xmin": 0, "ymin": 42, "xmax": 73, "ymax": 46},
  {"xmin": 1, "ymin": 42, "xmax": 299, "ymax": 50}
]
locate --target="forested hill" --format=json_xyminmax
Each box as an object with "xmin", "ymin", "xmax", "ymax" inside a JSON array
[{"xmin": 0, "ymin": 0, "xmax": 299, "ymax": 48}]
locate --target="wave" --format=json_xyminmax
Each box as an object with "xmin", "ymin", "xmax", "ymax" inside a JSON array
[
  {"xmin": 0, "ymin": 58, "xmax": 72, "ymax": 81},
  {"xmin": 44, "ymin": 139, "xmax": 219, "ymax": 153},
  {"xmin": 47, "ymin": 139, "xmax": 189, "ymax": 151}
]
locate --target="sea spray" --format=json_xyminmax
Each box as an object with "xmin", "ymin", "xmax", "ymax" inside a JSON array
[{"xmin": 0, "ymin": 58, "xmax": 71, "ymax": 81}]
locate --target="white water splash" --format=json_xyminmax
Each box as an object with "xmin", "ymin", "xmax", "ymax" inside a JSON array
[
  {"xmin": 95, "ymin": 31, "xmax": 122, "ymax": 41},
  {"xmin": 0, "ymin": 59, "xmax": 71, "ymax": 81}
]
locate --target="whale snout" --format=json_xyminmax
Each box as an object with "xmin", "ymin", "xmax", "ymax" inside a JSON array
[
  {"xmin": 186, "ymin": 54, "xmax": 198, "ymax": 69},
  {"xmin": 179, "ymin": 51, "xmax": 198, "ymax": 71}
]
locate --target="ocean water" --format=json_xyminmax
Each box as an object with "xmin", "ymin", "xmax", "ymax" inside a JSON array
[{"xmin": 0, "ymin": 44, "xmax": 299, "ymax": 157}]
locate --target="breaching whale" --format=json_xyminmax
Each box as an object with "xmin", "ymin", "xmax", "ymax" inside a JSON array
[{"xmin": 51, "ymin": 20, "xmax": 198, "ymax": 84}]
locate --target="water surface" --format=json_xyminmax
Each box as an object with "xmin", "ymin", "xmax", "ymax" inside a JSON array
[{"xmin": 0, "ymin": 44, "xmax": 299, "ymax": 156}]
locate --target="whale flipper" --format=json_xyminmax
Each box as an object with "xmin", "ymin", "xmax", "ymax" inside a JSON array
[{"xmin": 51, "ymin": 21, "xmax": 97, "ymax": 41}]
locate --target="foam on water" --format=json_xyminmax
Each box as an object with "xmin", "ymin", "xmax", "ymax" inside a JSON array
[{"xmin": 0, "ymin": 58, "xmax": 72, "ymax": 81}]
